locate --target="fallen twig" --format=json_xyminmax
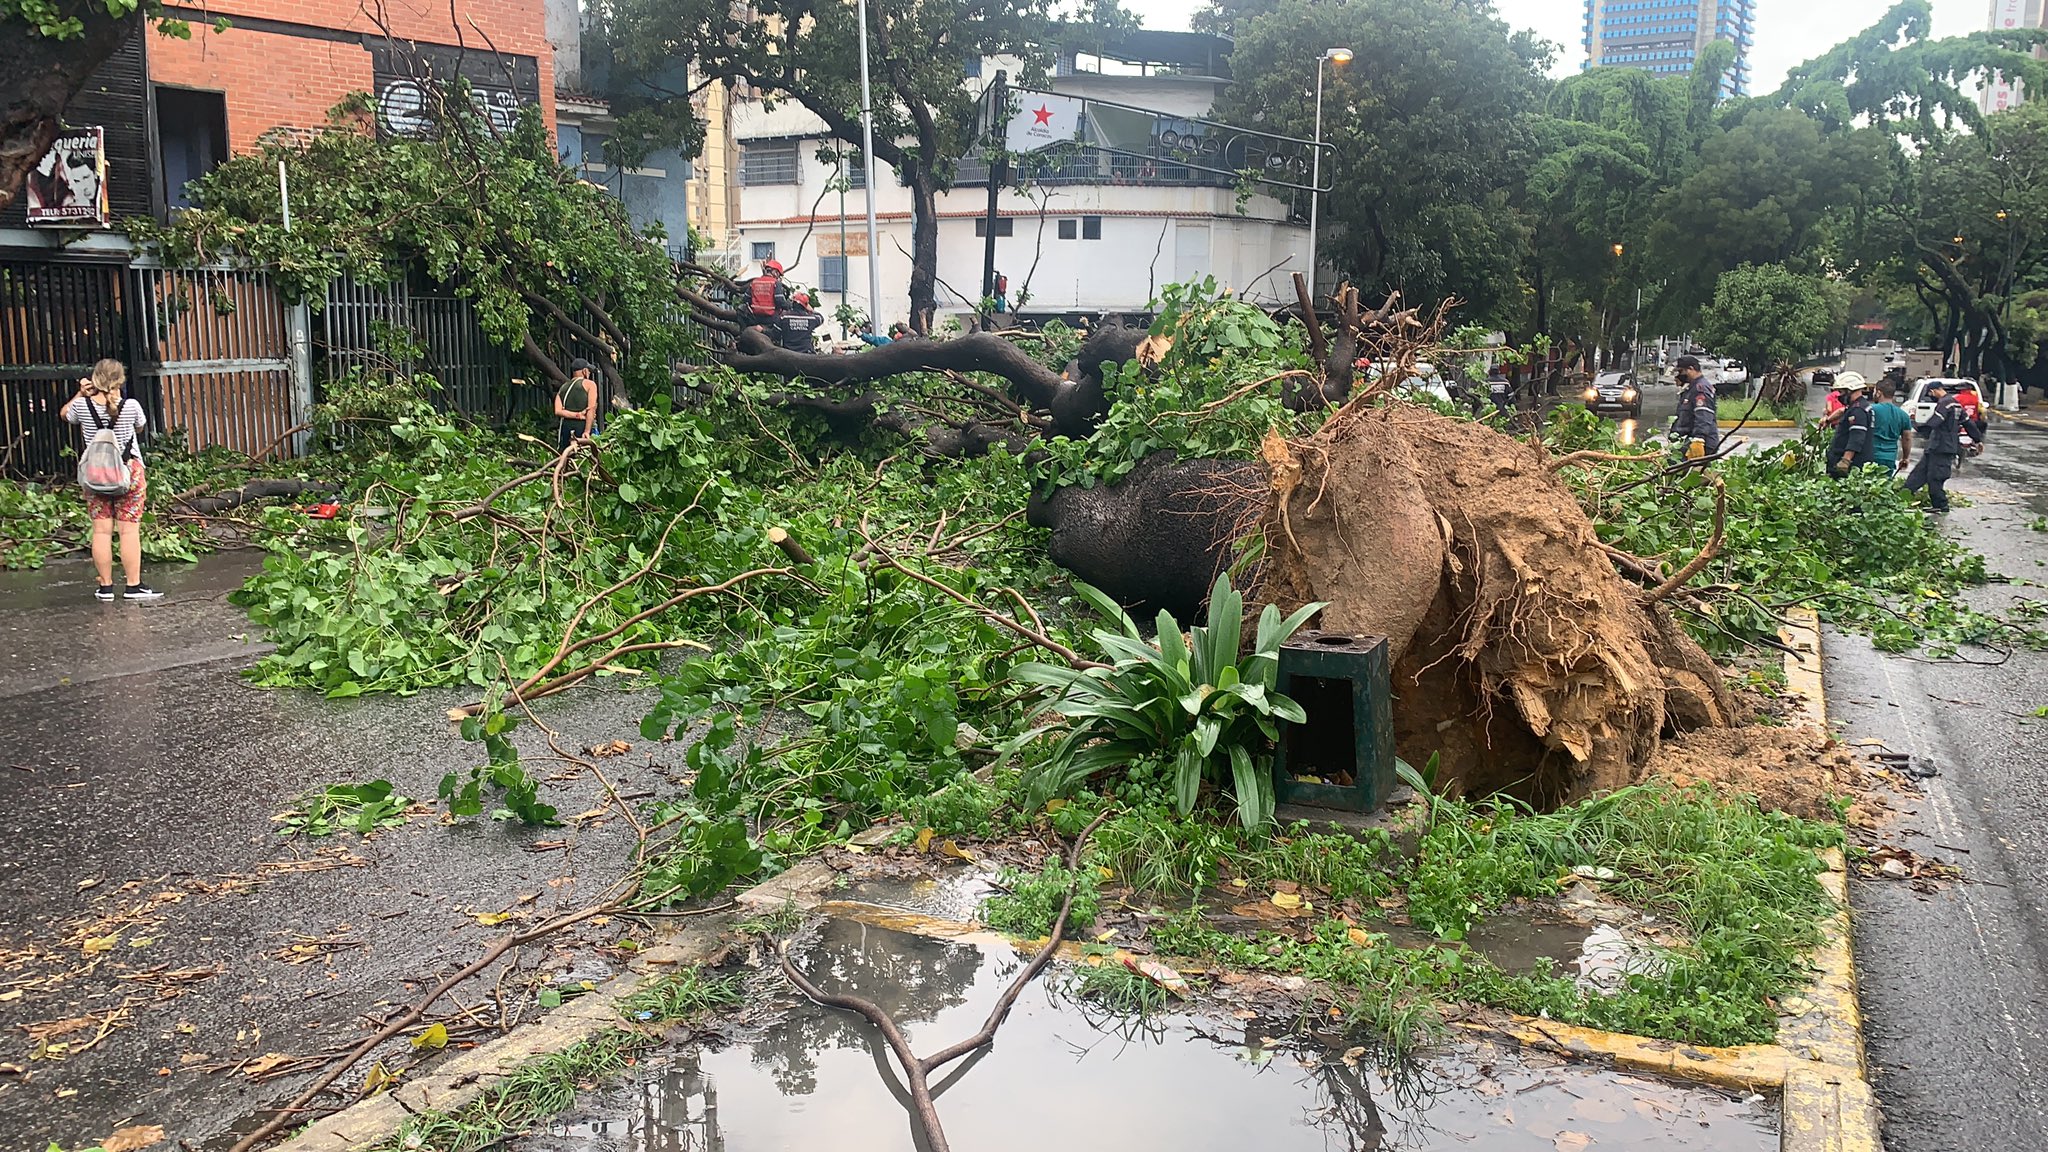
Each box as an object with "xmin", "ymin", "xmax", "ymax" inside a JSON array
[
  {"xmin": 225, "ymin": 902, "xmax": 617, "ymax": 1152},
  {"xmin": 856, "ymin": 521, "xmax": 1102, "ymax": 671},
  {"xmin": 1645, "ymin": 475, "xmax": 1727, "ymax": 603},
  {"xmin": 777, "ymin": 810, "xmax": 1111, "ymax": 1152}
]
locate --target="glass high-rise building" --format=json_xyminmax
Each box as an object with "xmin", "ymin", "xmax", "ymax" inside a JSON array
[{"xmin": 1582, "ymin": 0, "xmax": 1754, "ymax": 97}]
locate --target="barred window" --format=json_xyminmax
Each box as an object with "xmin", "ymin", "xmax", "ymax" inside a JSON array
[
  {"xmin": 741, "ymin": 140, "xmax": 800, "ymax": 185},
  {"xmin": 820, "ymin": 256, "xmax": 847, "ymax": 293}
]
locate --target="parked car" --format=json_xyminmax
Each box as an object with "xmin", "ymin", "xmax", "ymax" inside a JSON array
[
  {"xmin": 1720, "ymin": 361, "xmax": 1749, "ymax": 386},
  {"xmin": 1904, "ymin": 377, "xmax": 1975, "ymax": 423},
  {"xmin": 1582, "ymin": 370, "xmax": 1642, "ymax": 418}
]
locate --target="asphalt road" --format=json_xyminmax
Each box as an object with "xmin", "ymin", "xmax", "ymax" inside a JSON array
[
  {"xmin": 0, "ymin": 554, "xmax": 663, "ymax": 1149},
  {"xmin": 1817, "ymin": 413, "xmax": 2048, "ymax": 1152}
]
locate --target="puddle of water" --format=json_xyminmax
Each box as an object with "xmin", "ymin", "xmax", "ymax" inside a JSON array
[
  {"xmin": 517, "ymin": 920, "xmax": 1775, "ymax": 1152},
  {"xmin": 841, "ymin": 869, "xmax": 996, "ymax": 922}
]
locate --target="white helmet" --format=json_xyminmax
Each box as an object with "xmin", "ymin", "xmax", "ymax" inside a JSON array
[{"xmin": 1834, "ymin": 370, "xmax": 1868, "ymax": 391}]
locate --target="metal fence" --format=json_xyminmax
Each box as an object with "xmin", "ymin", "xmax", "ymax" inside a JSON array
[
  {"xmin": 3, "ymin": 253, "xmax": 694, "ymax": 479},
  {"xmin": 0, "ymin": 259, "xmax": 140, "ymax": 477},
  {"xmin": 322, "ymin": 273, "xmax": 517, "ymax": 420},
  {"xmin": 130, "ymin": 263, "xmax": 298, "ymax": 460}
]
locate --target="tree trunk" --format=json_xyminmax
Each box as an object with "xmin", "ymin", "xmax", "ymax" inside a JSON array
[
  {"xmin": 905, "ymin": 165, "xmax": 941, "ymax": 335},
  {"xmin": 0, "ymin": 7, "xmax": 141, "ymax": 213}
]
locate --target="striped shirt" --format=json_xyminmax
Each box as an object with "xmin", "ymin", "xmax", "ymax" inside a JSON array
[{"xmin": 63, "ymin": 396, "xmax": 147, "ymax": 466}]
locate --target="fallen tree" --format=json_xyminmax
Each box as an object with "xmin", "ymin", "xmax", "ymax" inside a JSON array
[{"xmin": 1259, "ymin": 403, "xmax": 1735, "ymax": 801}]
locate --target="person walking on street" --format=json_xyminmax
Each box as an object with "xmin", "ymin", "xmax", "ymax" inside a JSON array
[
  {"xmin": 60, "ymin": 359, "xmax": 161, "ymax": 601},
  {"xmin": 1669, "ymin": 355, "xmax": 1720, "ymax": 461},
  {"xmin": 1871, "ymin": 379, "xmax": 1913, "ymax": 476},
  {"xmin": 553, "ymin": 358, "xmax": 598, "ymax": 450},
  {"xmin": 1904, "ymin": 381, "xmax": 1964, "ymax": 512},
  {"xmin": 1827, "ymin": 373, "xmax": 1875, "ymax": 477}
]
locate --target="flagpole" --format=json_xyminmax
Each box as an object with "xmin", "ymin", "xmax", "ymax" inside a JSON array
[{"xmin": 856, "ymin": 0, "xmax": 882, "ymax": 330}]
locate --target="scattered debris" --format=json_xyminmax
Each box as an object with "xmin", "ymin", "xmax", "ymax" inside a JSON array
[{"xmin": 1857, "ymin": 845, "xmax": 1963, "ymax": 891}]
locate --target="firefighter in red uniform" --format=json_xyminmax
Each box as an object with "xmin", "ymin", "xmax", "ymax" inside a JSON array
[{"xmin": 741, "ymin": 259, "xmax": 790, "ymax": 332}]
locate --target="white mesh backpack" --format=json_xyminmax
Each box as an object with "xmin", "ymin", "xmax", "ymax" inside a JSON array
[{"xmin": 77, "ymin": 399, "xmax": 137, "ymax": 498}]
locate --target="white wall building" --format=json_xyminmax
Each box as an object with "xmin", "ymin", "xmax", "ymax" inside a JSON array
[{"xmin": 729, "ymin": 32, "xmax": 1311, "ymax": 337}]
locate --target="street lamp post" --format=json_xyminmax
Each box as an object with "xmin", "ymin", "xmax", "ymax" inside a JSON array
[
  {"xmin": 855, "ymin": 0, "xmax": 882, "ymax": 329},
  {"xmin": 1307, "ymin": 47, "xmax": 1352, "ymax": 297}
]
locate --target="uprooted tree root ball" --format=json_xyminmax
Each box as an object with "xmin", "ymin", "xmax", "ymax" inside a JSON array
[{"xmin": 1258, "ymin": 403, "xmax": 1735, "ymax": 803}]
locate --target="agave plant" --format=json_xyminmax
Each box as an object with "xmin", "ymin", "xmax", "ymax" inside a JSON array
[{"xmin": 1009, "ymin": 573, "xmax": 1325, "ymax": 829}]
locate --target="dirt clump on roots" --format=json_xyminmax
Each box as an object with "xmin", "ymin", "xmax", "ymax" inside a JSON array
[
  {"xmin": 1636, "ymin": 726, "xmax": 1859, "ymax": 823},
  {"xmin": 1259, "ymin": 403, "xmax": 1734, "ymax": 803}
]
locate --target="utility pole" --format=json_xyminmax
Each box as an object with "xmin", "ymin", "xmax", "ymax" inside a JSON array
[
  {"xmin": 856, "ymin": 0, "xmax": 882, "ymax": 329},
  {"xmin": 982, "ymin": 70, "xmax": 1007, "ymax": 318},
  {"xmin": 1633, "ymin": 286, "xmax": 1641, "ymax": 361}
]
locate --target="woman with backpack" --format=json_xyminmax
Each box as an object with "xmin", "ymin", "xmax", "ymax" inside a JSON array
[{"xmin": 62, "ymin": 359, "xmax": 161, "ymax": 601}]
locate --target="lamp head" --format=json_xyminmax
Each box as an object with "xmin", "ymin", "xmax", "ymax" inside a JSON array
[{"xmin": 1326, "ymin": 47, "xmax": 1354, "ymax": 64}]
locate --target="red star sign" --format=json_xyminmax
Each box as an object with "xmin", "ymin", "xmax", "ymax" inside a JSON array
[{"xmin": 1032, "ymin": 105, "xmax": 1053, "ymax": 126}]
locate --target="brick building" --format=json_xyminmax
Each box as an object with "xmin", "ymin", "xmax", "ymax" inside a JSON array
[{"xmin": 149, "ymin": 0, "xmax": 555, "ymax": 208}]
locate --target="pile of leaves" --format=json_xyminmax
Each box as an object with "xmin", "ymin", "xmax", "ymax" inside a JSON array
[{"xmin": 1039, "ymin": 278, "xmax": 1323, "ymax": 491}]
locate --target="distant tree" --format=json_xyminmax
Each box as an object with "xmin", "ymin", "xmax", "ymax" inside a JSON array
[
  {"xmin": 1643, "ymin": 108, "xmax": 1869, "ymax": 320},
  {"xmin": 1773, "ymin": 0, "xmax": 2048, "ymax": 136},
  {"xmin": 593, "ymin": 0, "xmax": 1129, "ymax": 333},
  {"xmin": 1695, "ymin": 263, "xmax": 1839, "ymax": 383},
  {"xmin": 1213, "ymin": 0, "xmax": 1548, "ymax": 322}
]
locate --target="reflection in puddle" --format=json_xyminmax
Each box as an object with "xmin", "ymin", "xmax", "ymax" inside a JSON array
[
  {"xmin": 519, "ymin": 920, "xmax": 1775, "ymax": 1152},
  {"xmin": 1618, "ymin": 418, "xmax": 1638, "ymax": 446}
]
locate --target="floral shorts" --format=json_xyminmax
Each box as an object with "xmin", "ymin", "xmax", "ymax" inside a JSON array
[{"xmin": 86, "ymin": 461, "xmax": 147, "ymax": 524}]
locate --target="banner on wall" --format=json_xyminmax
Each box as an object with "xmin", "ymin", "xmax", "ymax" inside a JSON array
[{"xmin": 26, "ymin": 128, "xmax": 110, "ymax": 228}]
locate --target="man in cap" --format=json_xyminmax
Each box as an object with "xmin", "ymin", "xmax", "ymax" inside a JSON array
[
  {"xmin": 1903, "ymin": 380, "xmax": 1964, "ymax": 512},
  {"xmin": 1826, "ymin": 372, "xmax": 1876, "ymax": 477},
  {"xmin": 552, "ymin": 357, "xmax": 599, "ymax": 450},
  {"xmin": 1669, "ymin": 355, "xmax": 1719, "ymax": 461}
]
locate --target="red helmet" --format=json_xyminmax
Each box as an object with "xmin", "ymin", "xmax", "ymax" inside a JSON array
[
  {"xmin": 793, "ymin": 291, "xmax": 811, "ymax": 307},
  {"xmin": 763, "ymin": 259, "xmax": 784, "ymax": 275}
]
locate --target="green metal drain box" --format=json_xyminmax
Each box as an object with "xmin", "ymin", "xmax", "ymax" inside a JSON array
[{"xmin": 1272, "ymin": 630, "xmax": 1395, "ymax": 813}]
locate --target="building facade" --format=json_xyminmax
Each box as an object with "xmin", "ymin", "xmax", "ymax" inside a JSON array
[
  {"xmin": 729, "ymin": 33, "xmax": 1309, "ymax": 337},
  {"xmin": 1582, "ymin": 0, "xmax": 1753, "ymax": 97},
  {"xmin": 546, "ymin": 0, "xmax": 703, "ymax": 259},
  {"xmin": 2, "ymin": 0, "xmax": 556, "ymax": 240},
  {"xmin": 1980, "ymin": 0, "xmax": 2046, "ymax": 113}
]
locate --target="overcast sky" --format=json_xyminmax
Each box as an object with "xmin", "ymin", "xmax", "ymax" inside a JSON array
[{"xmin": 1125, "ymin": 0, "xmax": 1991, "ymax": 93}]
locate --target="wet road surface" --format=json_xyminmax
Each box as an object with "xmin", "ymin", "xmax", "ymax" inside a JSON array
[
  {"xmin": 0, "ymin": 554, "xmax": 664, "ymax": 1149},
  {"xmin": 1818, "ymin": 415, "xmax": 2048, "ymax": 1152}
]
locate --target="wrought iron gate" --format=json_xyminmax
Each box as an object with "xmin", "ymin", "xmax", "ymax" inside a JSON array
[{"xmin": 0, "ymin": 259, "xmax": 137, "ymax": 477}]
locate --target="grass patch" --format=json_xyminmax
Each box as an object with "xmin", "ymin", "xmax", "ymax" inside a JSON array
[
  {"xmin": 378, "ymin": 967, "xmax": 742, "ymax": 1151},
  {"xmin": 618, "ymin": 968, "xmax": 746, "ymax": 1022},
  {"xmin": 1089, "ymin": 807, "xmax": 1396, "ymax": 902},
  {"xmin": 383, "ymin": 1028, "xmax": 643, "ymax": 1151},
  {"xmin": 1152, "ymin": 913, "xmax": 1453, "ymax": 1057},
  {"xmin": 1139, "ymin": 781, "xmax": 1841, "ymax": 1050},
  {"xmin": 1066, "ymin": 959, "xmax": 1172, "ymax": 1016},
  {"xmin": 1718, "ymin": 396, "xmax": 1802, "ymax": 422},
  {"xmin": 982, "ymin": 862, "xmax": 1101, "ymax": 938}
]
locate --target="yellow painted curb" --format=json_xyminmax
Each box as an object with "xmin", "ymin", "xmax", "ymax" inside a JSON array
[
  {"xmin": 1990, "ymin": 408, "xmax": 2048, "ymax": 432},
  {"xmin": 1781, "ymin": 605, "xmax": 1827, "ymax": 729},
  {"xmin": 1456, "ymin": 1019, "xmax": 1791, "ymax": 1091},
  {"xmin": 1784, "ymin": 1066, "xmax": 1884, "ymax": 1152},
  {"xmin": 1721, "ymin": 419, "xmax": 1799, "ymax": 428}
]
